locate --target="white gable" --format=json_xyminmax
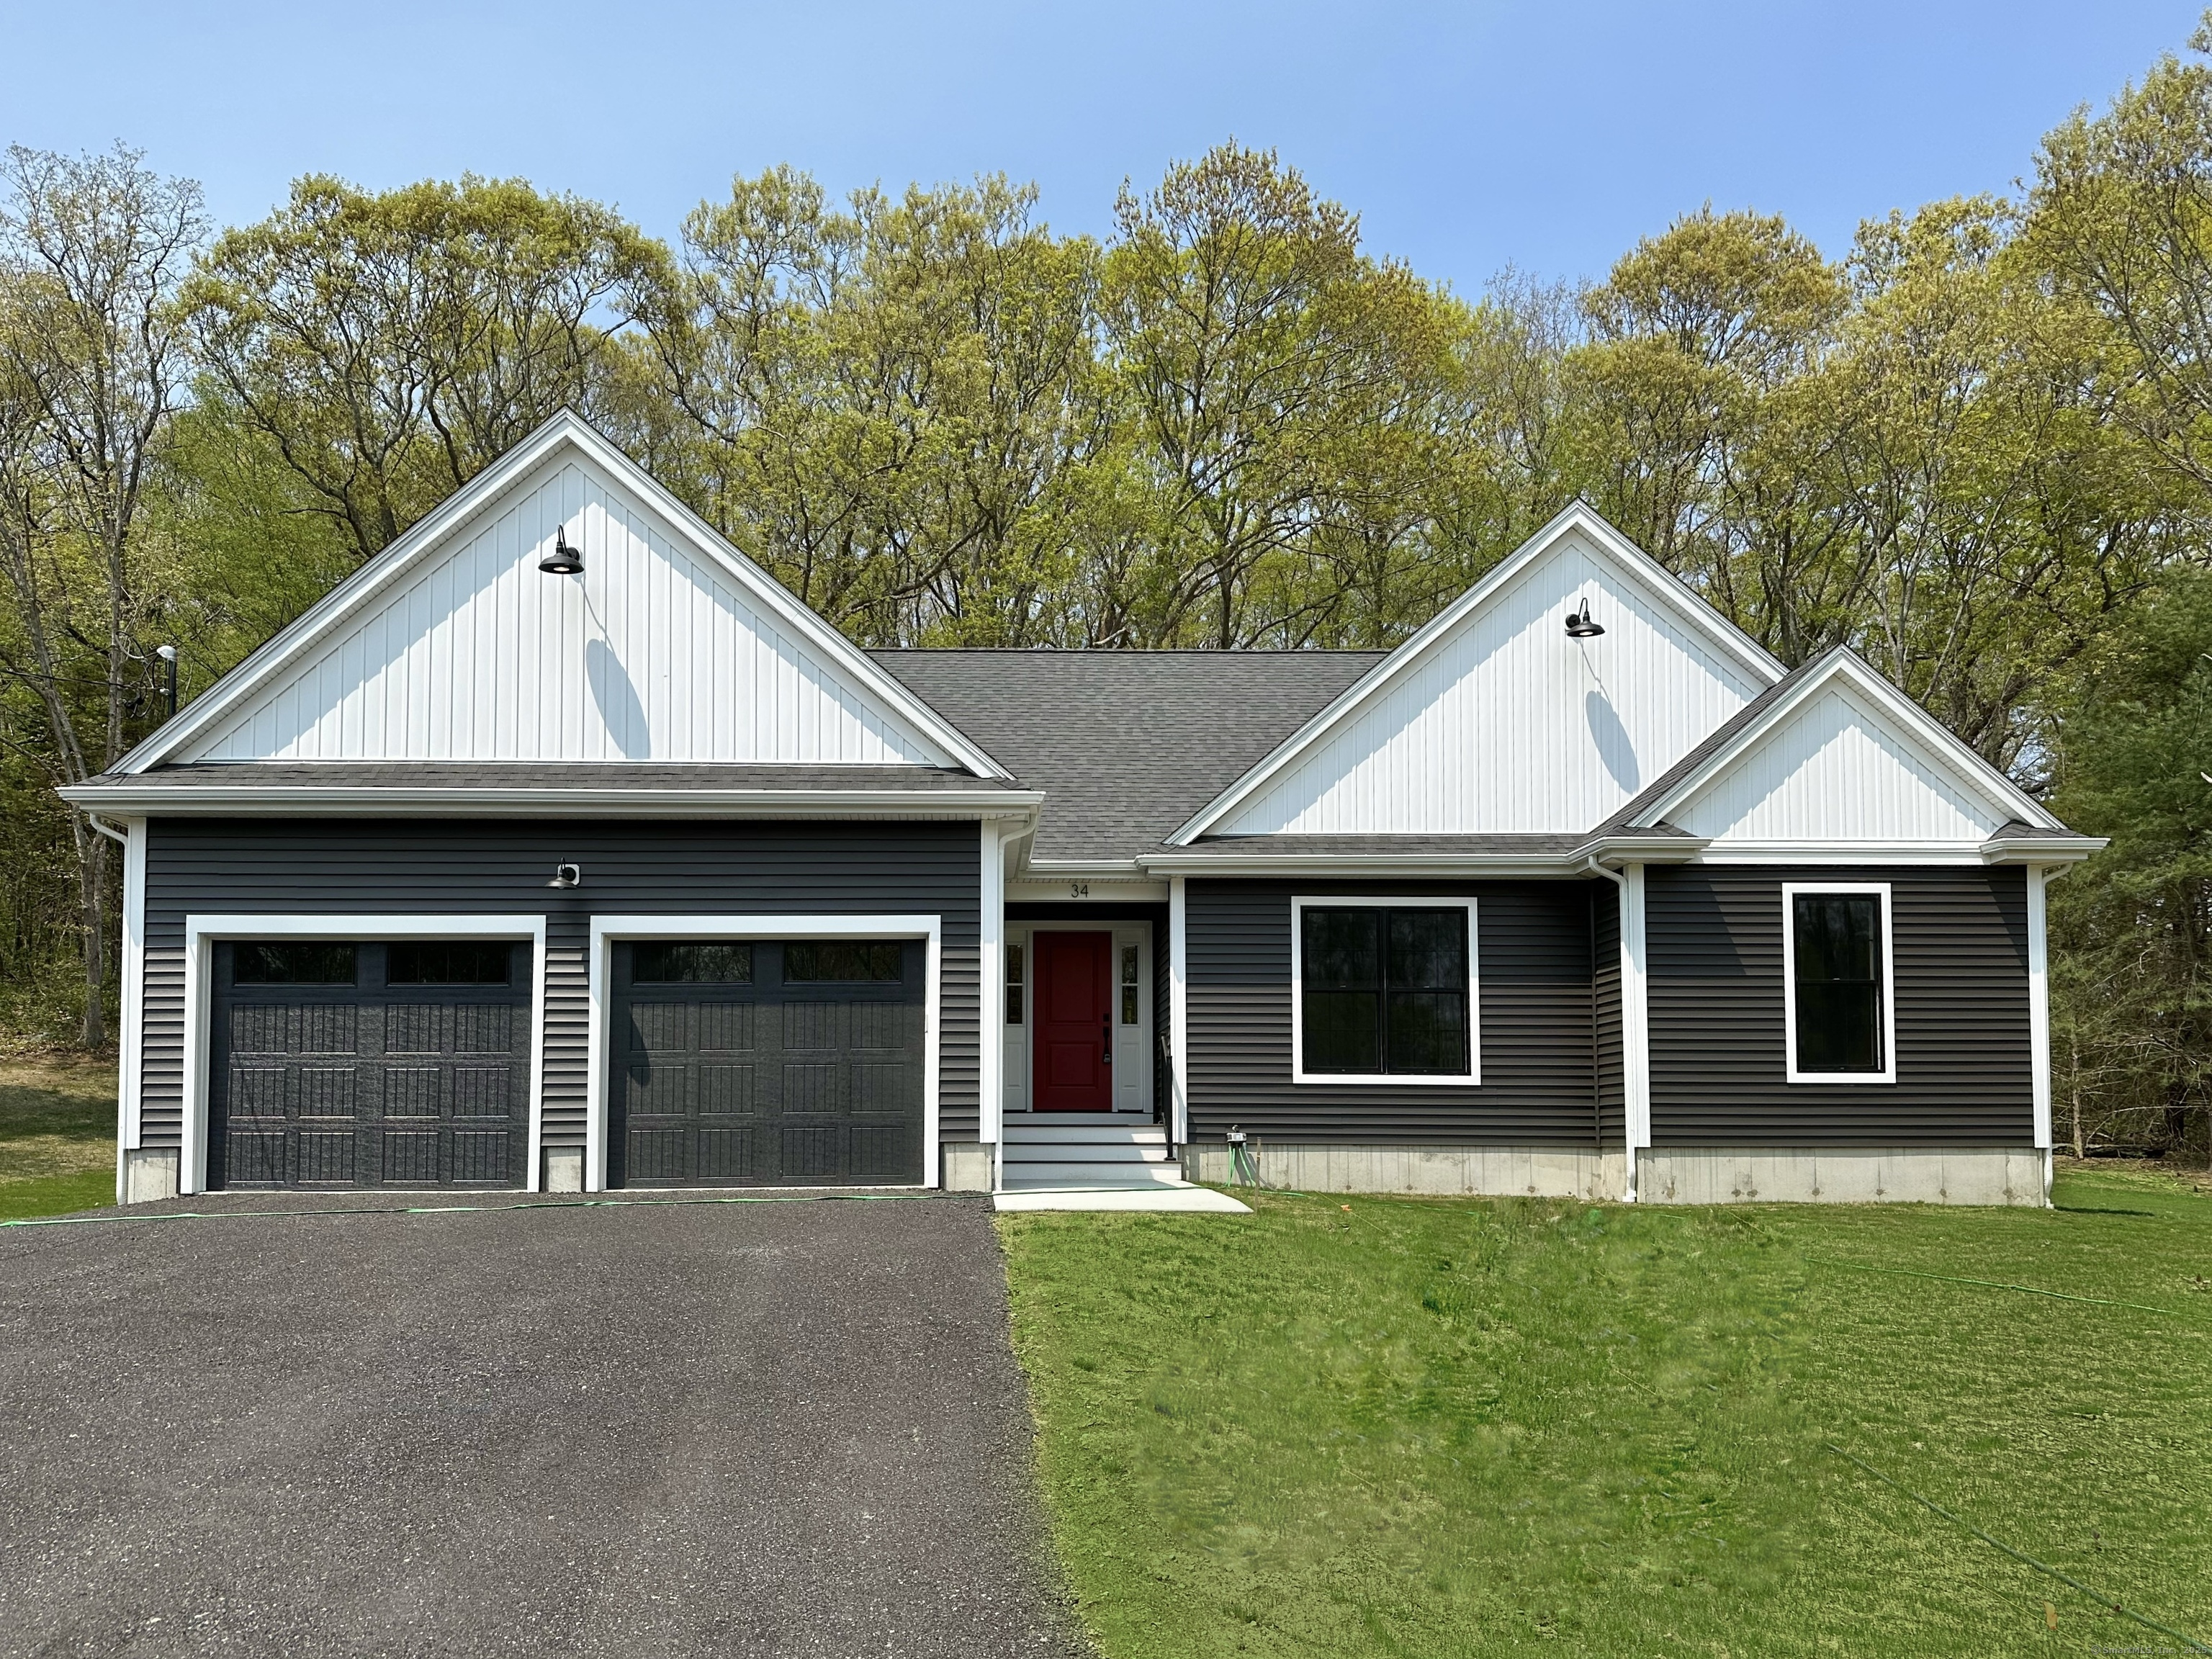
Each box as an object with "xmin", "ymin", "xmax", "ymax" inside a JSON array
[
  {"xmin": 1670, "ymin": 676, "xmax": 2015, "ymax": 844},
  {"xmin": 1214, "ymin": 523, "xmax": 1774, "ymax": 836},
  {"xmin": 182, "ymin": 447, "xmax": 955, "ymax": 768}
]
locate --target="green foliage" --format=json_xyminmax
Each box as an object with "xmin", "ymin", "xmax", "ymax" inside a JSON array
[{"xmin": 1002, "ymin": 1184, "xmax": 2212, "ymax": 1655}]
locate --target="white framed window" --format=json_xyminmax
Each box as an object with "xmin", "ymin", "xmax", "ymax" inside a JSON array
[
  {"xmin": 1290, "ymin": 896, "xmax": 1480, "ymax": 1086},
  {"xmin": 1782, "ymin": 882, "xmax": 1896, "ymax": 1084}
]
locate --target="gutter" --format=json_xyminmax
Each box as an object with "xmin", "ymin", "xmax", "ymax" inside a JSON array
[
  {"xmin": 1135, "ymin": 832, "xmax": 1709, "ymax": 879},
  {"xmin": 56, "ymin": 783, "xmax": 1047, "ymax": 820}
]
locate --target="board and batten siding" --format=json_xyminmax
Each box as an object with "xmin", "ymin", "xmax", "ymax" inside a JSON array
[
  {"xmin": 1184, "ymin": 878, "xmax": 1610, "ymax": 1146},
  {"xmin": 138, "ymin": 819, "xmax": 983, "ymax": 1154},
  {"xmin": 1645, "ymin": 864, "xmax": 2032, "ymax": 1146},
  {"xmin": 183, "ymin": 454, "xmax": 946, "ymax": 767},
  {"xmin": 1216, "ymin": 530, "xmax": 1768, "ymax": 837}
]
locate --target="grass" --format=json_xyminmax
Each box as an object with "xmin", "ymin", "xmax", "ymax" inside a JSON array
[
  {"xmin": 1000, "ymin": 1169, "xmax": 2212, "ymax": 1657},
  {"xmin": 0, "ymin": 1056, "xmax": 115, "ymax": 1220}
]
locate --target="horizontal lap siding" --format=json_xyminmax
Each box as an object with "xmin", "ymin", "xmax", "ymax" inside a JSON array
[
  {"xmin": 1647, "ymin": 864, "xmax": 2032, "ymax": 1146},
  {"xmin": 1593, "ymin": 883, "xmax": 1624, "ymax": 1148},
  {"xmin": 1187, "ymin": 878, "xmax": 1601, "ymax": 1146},
  {"xmin": 138, "ymin": 819, "xmax": 981, "ymax": 1151}
]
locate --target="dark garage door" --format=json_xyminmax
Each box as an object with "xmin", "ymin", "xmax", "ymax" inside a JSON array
[
  {"xmin": 210, "ymin": 939, "xmax": 531, "ymax": 1190},
  {"xmin": 610, "ymin": 938, "xmax": 925, "ymax": 1187}
]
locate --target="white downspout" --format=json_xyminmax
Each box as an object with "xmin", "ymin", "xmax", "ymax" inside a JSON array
[
  {"xmin": 114, "ymin": 817, "xmax": 147, "ymax": 1205},
  {"xmin": 2027, "ymin": 863, "xmax": 2056, "ymax": 1206}
]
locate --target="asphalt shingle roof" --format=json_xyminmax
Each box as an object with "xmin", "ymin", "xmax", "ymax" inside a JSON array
[{"xmin": 871, "ymin": 649, "xmax": 1386, "ymax": 862}]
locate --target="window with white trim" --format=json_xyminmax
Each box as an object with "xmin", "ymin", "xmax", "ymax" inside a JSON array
[
  {"xmin": 1784, "ymin": 883, "xmax": 1894, "ymax": 1083},
  {"xmin": 1292, "ymin": 898, "xmax": 1479, "ymax": 1084}
]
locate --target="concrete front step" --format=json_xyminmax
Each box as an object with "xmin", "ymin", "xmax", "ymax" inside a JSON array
[{"xmin": 999, "ymin": 1161, "xmax": 1191, "ymax": 1190}]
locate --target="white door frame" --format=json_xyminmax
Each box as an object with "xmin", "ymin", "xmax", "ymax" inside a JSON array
[
  {"xmin": 1006, "ymin": 919, "xmax": 1154, "ymax": 1118},
  {"xmin": 181, "ymin": 914, "xmax": 549, "ymax": 1196},
  {"xmin": 588, "ymin": 914, "xmax": 943, "ymax": 1192}
]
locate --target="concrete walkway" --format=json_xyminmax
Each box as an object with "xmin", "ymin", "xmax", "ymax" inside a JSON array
[{"xmin": 0, "ymin": 1193, "xmax": 1090, "ymax": 1658}]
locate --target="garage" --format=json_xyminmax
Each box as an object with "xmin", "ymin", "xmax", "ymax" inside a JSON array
[
  {"xmin": 610, "ymin": 938, "xmax": 926, "ymax": 1187},
  {"xmin": 210, "ymin": 939, "xmax": 531, "ymax": 1189}
]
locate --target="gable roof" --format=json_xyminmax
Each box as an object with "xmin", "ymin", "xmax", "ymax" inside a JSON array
[
  {"xmin": 1614, "ymin": 646, "xmax": 2066, "ymax": 837},
  {"xmin": 1165, "ymin": 501, "xmax": 1786, "ymax": 845},
  {"xmin": 115, "ymin": 410, "xmax": 1009, "ymax": 780},
  {"xmin": 873, "ymin": 649, "xmax": 1384, "ymax": 864}
]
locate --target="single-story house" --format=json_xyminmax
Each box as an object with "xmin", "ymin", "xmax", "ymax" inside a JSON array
[{"xmin": 64, "ymin": 412, "xmax": 2103, "ymax": 1208}]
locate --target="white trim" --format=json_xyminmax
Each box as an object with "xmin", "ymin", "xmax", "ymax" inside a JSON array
[
  {"xmin": 1168, "ymin": 877, "xmax": 1189, "ymax": 1145},
  {"xmin": 1692, "ymin": 842, "xmax": 1989, "ymax": 866},
  {"xmin": 2028, "ymin": 866, "xmax": 2053, "ymax": 1151},
  {"xmin": 585, "ymin": 914, "xmax": 943, "ymax": 1194},
  {"xmin": 1780, "ymin": 882, "xmax": 1897, "ymax": 1085},
  {"xmin": 63, "ymin": 783, "xmax": 1043, "ymax": 819},
  {"xmin": 115, "ymin": 412, "xmax": 1010, "ymax": 781},
  {"xmin": 1167, "ymin": 502, "xmax": 1784, "ymax": 845},
  {"xmin": 1288, "ymin": 896, "xmax": 1482, "ymax": 1087},
  {"xmin": 1619, "ymin": 863, "xmax": 1649, "ymax": 1198},
  {"xmin": 1636, "ymin": 650, "xmax": 2063, "ymax": 835},
  {"xmin": 979, "ymin": 824, "xmax": 1005, "ymax": 1169},
  {"xmin": 114, "ymin": 817, "xmax": 147, "ymax": 1205},
  {"xmin": 180, "ymin": 914, "xmax": 549, "ymax": 1197}
]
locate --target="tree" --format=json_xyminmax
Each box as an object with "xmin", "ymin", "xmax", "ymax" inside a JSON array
[
  {"xmin": 0, "ymin": 144, "xmax": 204, "ymax": 1047},
  {"xmin": 184, "ymin": 175, "xmax": 670, "ymax": 562}
]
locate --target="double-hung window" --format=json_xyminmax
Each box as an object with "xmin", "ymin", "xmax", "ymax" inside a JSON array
[
  {"xmin": 1293, "ymin": 898, "xmax": 1478, "ymax": 1084},
  {"xmin": 1784, "ymin": 883, "xmax": 1894, "ymax": 1083}
]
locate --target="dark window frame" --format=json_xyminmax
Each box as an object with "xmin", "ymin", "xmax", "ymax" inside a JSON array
[
  {"xmin": 1783, "ymin": 882, "xmax": 1894, "ymax": 1083},
  {"xmin": 1292, "ymin": 897, "xmax": 1479, "ymax": 1083}
]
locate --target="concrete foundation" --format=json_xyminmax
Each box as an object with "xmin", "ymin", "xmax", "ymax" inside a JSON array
[
  {"xmin": 1636, "ymin": 1146, "xmax": 2047, "ymax": 1207},
  {"xmin": 122, "ymin": 1148, "xmax": 180, "ymax": 1204},
  {"xmin": 1183, "ymin": 1142, "xmax": 1627, "ymax": 1200},
  {"xmin": 942, "ymin": 1141, "xmax": 993, "ymax": 1192},
  {"xmin": 543, "ymin": 1147, "xmax": 585, "ymax": 1194}
]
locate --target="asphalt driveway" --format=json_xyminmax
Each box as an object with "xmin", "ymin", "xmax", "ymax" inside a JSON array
[{"xmin": 0, "ymin": 1193, "xmax": 1091, "ymax": 1658}]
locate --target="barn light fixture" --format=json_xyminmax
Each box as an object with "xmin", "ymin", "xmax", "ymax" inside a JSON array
[
  {"xmin": 1564, "ymin": 598, "xmax": 1604, "ymax": 639},
  {"xmin": 548, "ymin": 863, "xmax": 582, "ymax": 889},
  {"xmin": 539, "ymin": 525, "xmax": 584, "ymax": 575}
]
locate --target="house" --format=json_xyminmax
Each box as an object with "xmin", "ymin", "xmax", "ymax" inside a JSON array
[{"xmin": 63, "ymin": 412, "xmax": 2104, "ymax": 1210}]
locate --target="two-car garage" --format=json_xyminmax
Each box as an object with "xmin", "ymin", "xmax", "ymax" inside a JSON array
[{"xmin": 209, "ymin": 932, "xmax": 928, "ymax": 1192}]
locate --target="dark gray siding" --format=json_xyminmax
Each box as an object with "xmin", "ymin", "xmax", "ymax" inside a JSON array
[
  {"xmin": 140, "ymin": 819, "xmax": 981, "ymax": 1155},
  {"xmin": 1646, "ymin": 864, "xmax": 2032, "ymax": 1146},
  {"xmin": 1593, "ymin": 881, "xmax": 1624, "ymax": 1147},
  {"xmin": 1186, "ymin": 878, "xmax": 1604, "ymax": 1146}
]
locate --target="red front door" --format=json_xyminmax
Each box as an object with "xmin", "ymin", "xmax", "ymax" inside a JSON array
[{"xmin": 1033, "ymin": 930, "xmax": 1114, "ymax": 1111}]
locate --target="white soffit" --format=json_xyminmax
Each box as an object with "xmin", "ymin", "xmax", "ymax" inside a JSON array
[
  {"xmin": 1657, "ymin": 657, "xmax": 2051, "ymax": 842},
  {"xmin": 127, "ymin": 414, "xmax": 1002, "ymax": 776},
  {"xmin": 1195, "ymin": 507, "xmax": 1781, "ymax": 838}
]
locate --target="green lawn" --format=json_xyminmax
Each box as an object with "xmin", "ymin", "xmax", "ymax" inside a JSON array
[
  {"xmin": 1000, "ymin": 1172, "xmax": 2212, "ymax": 1658},
  {"xmin": 0, "ymin": 1056, "xmax": 116, "ymax": 1220}
]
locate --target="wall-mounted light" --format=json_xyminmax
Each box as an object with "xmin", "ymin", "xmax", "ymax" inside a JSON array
[
  {"xmin": 1564, "ymin": 598, "xmax": 1605, "ymax": 639},
  {"xmin": 539, "ymin": 525, "xmax": 583, "ymax": 575},
  {"xmin": 548, "ymin": 863, "xmax": 582, "ymax": 889}
]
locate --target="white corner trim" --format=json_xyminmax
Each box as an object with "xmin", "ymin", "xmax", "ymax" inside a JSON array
[
  {"xmin": 1287, "ymin": 895, "xmax": 1482, "ymax": 1087},
  {"xmin": 1610, "ymin": 863, "xmax": 1648, "ymax": 1200},
  {"xmin": 1166, "ymin": 501, "xmax": 1785, "ymax": 845},
  {"xmin": 1168, "ymin": 877, "xmax": 1189, "ymax": 1145},
  {"xmin": 979, "ymin": 824, "xmax": 1005, "ymax": 1162},
  {"xmin": 114, "ymin": 818, "xmax": 148, "ymax": 1205},
  {"xmin": 585, "ymin": 914, "xmax": 944, "ymax": 1194},
  {"xmin": 2028, "ymin": 866, "xmax": 2053, "ymax": 1150},
  {"xmin": 179, "ymin": 914, "xmax": 549, "ymax": 1197},
  {"xmin": 1779, "ymin": 882, "xmax": 1897, "ymax": 1085},
  {"xmin": 117, "ymin": 411, "xmax": 1010, "ymax": 781}
]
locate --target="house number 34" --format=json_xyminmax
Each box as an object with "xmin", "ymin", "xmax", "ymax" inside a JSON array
[{"xmin": 1069, "ymin": 882, "xmax": 1090, "ymax": 898}]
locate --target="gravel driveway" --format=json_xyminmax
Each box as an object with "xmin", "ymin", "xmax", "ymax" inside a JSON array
[{"xmin": 0, "ymin": 1193, "xmax": 1089, "ymax": 1658}]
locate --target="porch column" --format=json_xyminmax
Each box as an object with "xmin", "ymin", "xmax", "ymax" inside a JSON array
[
  {"xmin": 1169, "ymin": 875, "xmax": 1189, "ymax": 1147},
  {"xmin": 1620, "ymin": 863, "xmax": 1650, "ymax": 1202}
]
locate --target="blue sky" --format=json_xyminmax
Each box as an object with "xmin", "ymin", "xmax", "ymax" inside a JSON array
[{"xmin": 0, "ymin": 1, "xmax": 2199, "ymax": 290}]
